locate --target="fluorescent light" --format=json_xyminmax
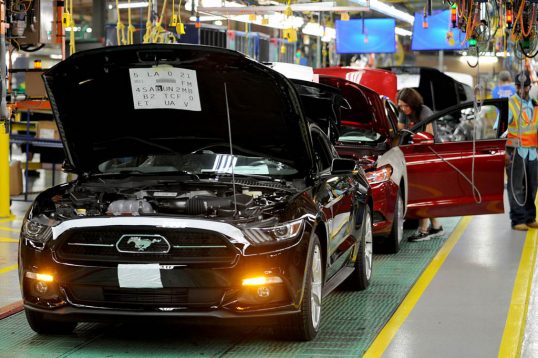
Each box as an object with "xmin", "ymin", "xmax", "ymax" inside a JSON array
[
  {"xmin": 459, "ymin": 55, "xmax": 498, "ymax": 64},
  {"xmin": 303, "ymin": 22, "xmax": 325, "ymax": 37},
  {"xmin": 322, "ymin": 27, "xmax": 336, "ymax": 42},
  {"xmin": 117, "ymin": 1, "xmax": 149, "ymax": 9},
  {"xmin": 192, "ymin": 12, "xmax": 304, "ymax": 29},
  {"xmin": 350, "ymin": 0, "xmax": 414, "ymax": 24},
  {"xmin": 302, "ymin": 22, "xmax": 336, "ymax": 41},
  {"xmin": 185, "ymin": 0, "xmax": 245, "ymax": 12},
  {"xmin": 49, "ymin": 54, "xmax": 63, "ymax": 60},
  {"xmin": 395, "ymin": 27, "xmax": 412, "ymax": 36},
  {"xmin": 189, "ymin": 15, "xmax": 226, "ymax": 21}
]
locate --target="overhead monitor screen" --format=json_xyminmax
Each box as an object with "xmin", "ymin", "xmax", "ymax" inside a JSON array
[
  {"xmin": 336, "ymin": 19, "xmax": 396, "ymax": 54},
  {"xmin": 411, "ymin": 10, "xmax": 469, "ymax": 51}
]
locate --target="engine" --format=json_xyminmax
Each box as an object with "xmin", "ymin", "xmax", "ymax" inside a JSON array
[{"xmin": 50, "ymin": 180, "xmax": 292, "ymax": 222}]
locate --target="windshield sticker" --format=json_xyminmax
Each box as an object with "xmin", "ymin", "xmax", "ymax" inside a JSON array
[{"xmin": 129, "ymin": 67, "xmax": 201, "ymax": 111}]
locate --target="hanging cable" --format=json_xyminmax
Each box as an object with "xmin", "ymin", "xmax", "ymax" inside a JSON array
[
  {"xmin": 115, "ymin": 0, "xmax": 126, "ymax": 45},
  {"xmin": 177, "ymin": 0, "xmax": 185, "ymax": 35},
  {"xmin": 127, "ymin": 0, "xmax": 135, "ymax": 45},
  {"xmin": 143, "ymin": 0, "xmax": 153, "ymax": 43},
  {"xmin": 68, "ymin": 0, "xmax": 75, "ymax": 54},
  {"xmin": 151, "ymin": 0, "xmax": 168, "ymax": 43}
]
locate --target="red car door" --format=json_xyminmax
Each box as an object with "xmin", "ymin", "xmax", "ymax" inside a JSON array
[{"xmin": 399, "ymin": 99, "xmax": 508, "ymax": 219}]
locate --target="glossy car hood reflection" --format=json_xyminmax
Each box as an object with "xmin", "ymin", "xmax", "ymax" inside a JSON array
[{"xmin": 43, "ymin": 44, "xmax": 314, "ymax": 175}]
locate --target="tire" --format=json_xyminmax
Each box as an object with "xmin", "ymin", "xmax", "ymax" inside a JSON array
[
  {"xmin": 25, "ymin": 309, "xmax": 77, "ymax": 334},
  {"xmin": 280, "ymin": 234, "xmax": 323, "ymax": 341},
  {"xmin": 384, "ymin": 192, "xmax": 404, "ymax": 254},
  {"xmin": 346, "ymin": 208, "xmax": 373, "ymax": 290}
]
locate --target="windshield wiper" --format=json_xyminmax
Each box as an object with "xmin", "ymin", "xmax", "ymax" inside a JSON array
[{"xmin": 98, "ymin": 169, "xmax": 199, "ymax": 179}]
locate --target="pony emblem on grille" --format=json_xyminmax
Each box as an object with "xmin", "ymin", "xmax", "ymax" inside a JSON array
[
  {"xmin": 117, "ymin": 234, "xmax": 171, "ymax": 253},
  {"xmin": 127, "ymin": 237, "xmax": 161, "ymax": 251}
]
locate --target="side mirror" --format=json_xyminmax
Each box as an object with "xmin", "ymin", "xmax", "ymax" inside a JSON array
[
  {"xmin": 331, "ymin": 158, "xmax": 356, "ymax": 174},
  {"xmin": 62, "ymin": 160, "xmax": 75, "ymax": 173},
  {"xmin": 411, "ymin": 131, "xmax": 434, "ymax": 144}
]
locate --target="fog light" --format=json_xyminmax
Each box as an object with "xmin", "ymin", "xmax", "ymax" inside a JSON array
[
  {"xmin": 35, "ymin": 281, "xmax": 49, "ymax": 294},
  {"xmin": 242, "ymin": 276, "xmax": 283, "ymax": 286},
  {"xmin": 257, "ymin": 286, "xmax": 271, "ymax": 298},
  {"xmin": 25, "ymin": 271, "xmax": 54, "ymax": 282}
]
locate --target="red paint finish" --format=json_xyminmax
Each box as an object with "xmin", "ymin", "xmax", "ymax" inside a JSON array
[
  {"xmin": 314, "ymin": 67, "xmax": 397, "ymax": 102},
  {"xmin": 400, "ymin": 139, "xmax": 506, "ymax": 218},
  {"xmin": 370, "ymin": 181, "xmax": 400, "ymax": 236}
]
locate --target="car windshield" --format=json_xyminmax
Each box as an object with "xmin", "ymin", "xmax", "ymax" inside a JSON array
[
  {"xmin": 98, "ymin": 153, "xmax": 298, "ymax": 177},
  {"xmin": 338, "ymin": 127, "xmax": 384, "ymax": 144}
]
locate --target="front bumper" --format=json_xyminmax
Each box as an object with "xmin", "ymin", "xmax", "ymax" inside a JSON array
[{"xmin": 19, "ymin": 217, "xmax": 312, "ymax": 322}]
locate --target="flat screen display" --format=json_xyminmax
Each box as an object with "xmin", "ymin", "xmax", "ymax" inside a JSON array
[
  {"xmin": 336, "ymin": 19, "xmax": 396, "ymax": 54},
  {"xmin": 411, "ymin": 10, "xmax": 469, "ymax": 51}
]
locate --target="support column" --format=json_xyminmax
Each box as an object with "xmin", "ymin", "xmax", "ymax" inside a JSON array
[
  {"xmin": 0, "ymin": 0, "xmax": 10, "ymax": 218},
  {"xmin": 92, "ymin": 0, "xmax": 105, "ymax": 42}
]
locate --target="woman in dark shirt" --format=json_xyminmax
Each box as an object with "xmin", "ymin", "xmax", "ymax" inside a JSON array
[
  {"xmin": 397, "ymin": 87, "xmax": 434, "ymax": 132},
  {"xmin": 397, "ymin": 88, "xmax": 443, "ymax": 242}
]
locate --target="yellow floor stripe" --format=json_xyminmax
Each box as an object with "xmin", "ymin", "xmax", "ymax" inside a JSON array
[
  {"xmin": 0, "ymin": 216, "xmax": 16, "ymax": 223},
  {"xmin": 363, "ymin": 216, "xmax": 473, "ymax": 358},
  {"xmin": 0, "ymin": 226, "xmax": 19, "ymax": 233},
  {"xmin": 0, "ymin": 237, "xmax": 18, "ymax": 243},
  {"xmin": 0, "ymin": 264, "xmax": 17, "ymax": 275},
  {"xmin": 498, "ymin": 227, "xmax": 538, "ymax": 358}
]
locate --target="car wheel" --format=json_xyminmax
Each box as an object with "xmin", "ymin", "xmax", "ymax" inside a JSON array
[
  {"xmin": 25, "ymin": 309, "xmax": 77, "ymax": 334},
  {"xmin": 385, "ymin": 192, "xmax": 404, "ymax": 254},
  {"xmin": 280, "ymin": 234, "xmax": 322, "ymax": 341},
  {"xmin": 346, "ymin": 208, "xmax": 373, "ymax": 290}
]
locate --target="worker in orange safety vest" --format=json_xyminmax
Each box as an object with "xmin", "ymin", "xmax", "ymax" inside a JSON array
[{"xmin": 506, "ymin": 71, "xmax": 538, "ymax": 231}]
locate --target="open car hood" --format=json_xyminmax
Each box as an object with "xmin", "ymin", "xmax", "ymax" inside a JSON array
[
  {"xmin": 316, "ymin": 76, "xmax": 393, "ymax": 139},
  {"xmin": 43, "ymin": 44, "xmax": 314, "ymax": 175}
]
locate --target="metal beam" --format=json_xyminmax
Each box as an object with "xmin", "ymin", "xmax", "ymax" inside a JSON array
[{"xmin": 198, "ymin": 3, "xmax": 369, "ymax": 15}]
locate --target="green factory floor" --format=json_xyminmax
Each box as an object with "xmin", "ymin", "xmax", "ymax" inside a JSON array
[{"xmin": 0, "ymin": 218, "xmax": 461, "ymax": 357}]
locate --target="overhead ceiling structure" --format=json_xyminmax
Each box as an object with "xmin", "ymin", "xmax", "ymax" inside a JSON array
[{"xmin": 70, "ymin": 0, "xmax": 448, "ymax": 42}]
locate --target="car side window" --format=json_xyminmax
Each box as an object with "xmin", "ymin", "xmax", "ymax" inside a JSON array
[
  {"xmin": 311, "ymin": 130, "xmax": 333, "ymax": 172},
  {"xmin": 433, "ymin": 104, "xmax": 500, "ymax": 143}
]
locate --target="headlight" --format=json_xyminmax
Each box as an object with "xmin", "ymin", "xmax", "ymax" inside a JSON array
[
  {"xmin": 365, "ymin": 165, "xmax": 393, "ymax": 185},
  {"xmin": 243, "ymin": 219, "xmax": 304, "ymax": 246},
  {"xmin": 22, "ymin": 216, "xmax": 53, "ymax": 250}
]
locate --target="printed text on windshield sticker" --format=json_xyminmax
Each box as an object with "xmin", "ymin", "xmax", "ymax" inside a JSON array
[{"xmin": 129, "ymin": 67, "xmax": 201, "ymax": 111}]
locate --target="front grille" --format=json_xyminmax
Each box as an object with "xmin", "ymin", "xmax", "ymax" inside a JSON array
[
  {"xmin": 66, "ymin": 285, "xmax": 224, "ymax": 309},
  {"xmin": 56, "ymin": 227, "xmax": 238, "ymax": 265}
]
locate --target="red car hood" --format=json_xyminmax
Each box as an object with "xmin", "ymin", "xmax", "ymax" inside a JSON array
[
  {"xmin": 314, "ymin": 67, "xmax": 397, "ymax": 102},
  {"xmin": 317, "ymin": 75, "xmax": 393, "ymax": 140}
]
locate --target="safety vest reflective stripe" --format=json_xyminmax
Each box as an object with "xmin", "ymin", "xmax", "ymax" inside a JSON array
[{"xmin": 508, "ymin": 97, "xmax": 538, "ymax": 147}]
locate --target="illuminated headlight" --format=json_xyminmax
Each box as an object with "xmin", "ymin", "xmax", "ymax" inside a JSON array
[
  {"xmin": 365, "ymin": 165, "xmax": 393, "ymax": 185},
  {"xmin": 22, "ymin": 218, "xmax": 53, "ymax": 250},
  {"xmin": 243, "ymin": 219, "xmax": 304, "ymax": 245}
]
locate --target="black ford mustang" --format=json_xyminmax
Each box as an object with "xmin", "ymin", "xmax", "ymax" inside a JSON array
[{"xmin": 19, "ymin": 44, "xmax": 373, "ymax": 340}]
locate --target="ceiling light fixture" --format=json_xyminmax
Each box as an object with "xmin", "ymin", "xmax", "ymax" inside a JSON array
[
  {"xmin": 350, "ymin": 0, "xmax": 414, "ymax": 24},
  {"xmin": 395, "ymin": 27, "xmax": 412, "ymax": 36},
  {"xmin": 117, "ymin": 1, "xmax": 149, "ymax": 9}
]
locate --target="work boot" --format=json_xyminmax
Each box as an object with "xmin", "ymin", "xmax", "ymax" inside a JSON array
[{"xmin": 512, "ymin": 223, "xmax": 529, "ymax": 231}]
